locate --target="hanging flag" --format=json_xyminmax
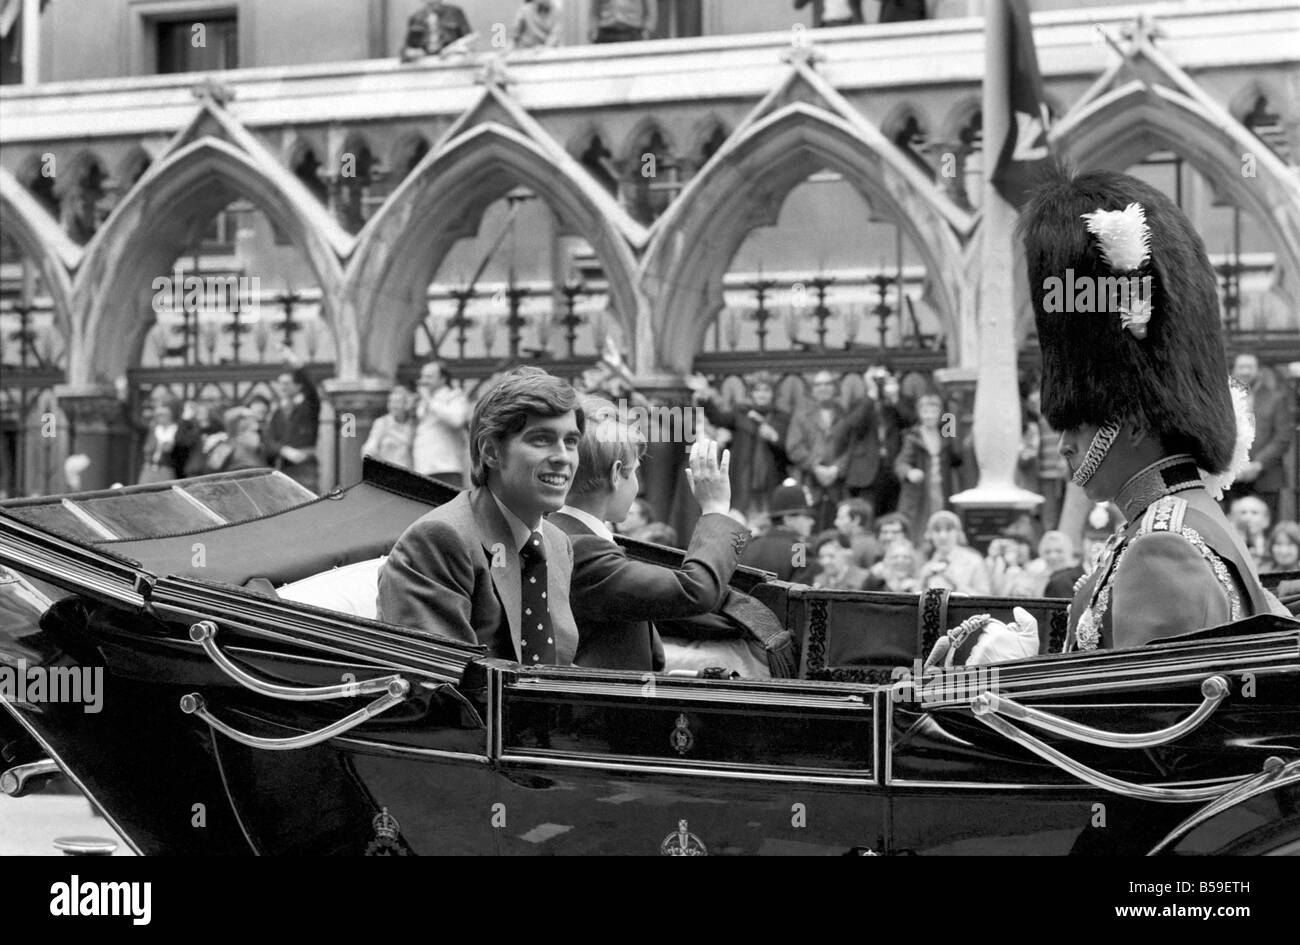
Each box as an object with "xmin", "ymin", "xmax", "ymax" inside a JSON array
[
  {"xmin": 0, "ymin": 0, "xmax": 22, "ymax": 40},
  {"xmin": 991, "ymin": 0, "xmax": 1054, "ymax": 209}
]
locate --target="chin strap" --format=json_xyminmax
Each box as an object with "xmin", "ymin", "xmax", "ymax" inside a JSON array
[{"xmin": 1071, "ymin": 420, "xmax": 1121, "ymax": 487}]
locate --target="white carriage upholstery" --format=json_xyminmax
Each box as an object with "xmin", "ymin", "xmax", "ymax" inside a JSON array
[
  {"xmin": 277, "ymin": 556, "xmax": 772, "ymax": 677},
  {"xmin": 277, "ymin": 556, "xmax": 387, "ymax": 621}
]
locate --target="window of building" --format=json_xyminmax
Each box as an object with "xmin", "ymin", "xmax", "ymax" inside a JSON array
[{"xmin": 155, "ymin": 13, "xmax": 238, "ymax": 74}]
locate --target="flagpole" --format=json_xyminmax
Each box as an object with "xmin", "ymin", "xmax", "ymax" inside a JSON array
[
  {"xmin": 21, "ymin": 0, "xmax": 40, "ymax": 86},
  {"xmin": 949, "ymin": 0, "xmax": 1042, "ymax": 529}
]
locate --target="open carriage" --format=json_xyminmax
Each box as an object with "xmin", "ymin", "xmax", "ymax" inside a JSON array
[{"xmin": 2, "ymin": 460, "xmax": 1298, "ymax": 855}]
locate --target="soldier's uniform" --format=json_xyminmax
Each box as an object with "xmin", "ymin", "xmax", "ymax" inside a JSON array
[
  {"xmin": 1020, "ymin": 167, "xmax": 1290, "ymax": 652},
  {"xmin": 1067, "ymin": 457, "xmax": 1282, "ymax": 651}
]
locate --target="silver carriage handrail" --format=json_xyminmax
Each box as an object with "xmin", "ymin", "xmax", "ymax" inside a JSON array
[
  {"xmin": 1146, "ymin": 756, "xmax": 1299, "ymax": 855},
  {"xmin": 972, "ymin": 675, "xmax": 1229, "ymax": 749},
  {"xmin": 0, "ymin": 758, "xmax": 61, "ymax": 797},
  {"xmin": 179, "ymin": 682, "xmax": 410, "ymax": 752},
  {"xmin": 971, "ymin": 693, "xmax": 1244, "ymax": 803},
  {"xmin": 188, "ymin": 620, "xmax": 407, "ymax": 702}
]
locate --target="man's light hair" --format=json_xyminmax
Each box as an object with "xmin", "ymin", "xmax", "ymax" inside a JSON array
[{"xmin": 568, "ymin": 395, "xmax": 647, "ymax": 499}]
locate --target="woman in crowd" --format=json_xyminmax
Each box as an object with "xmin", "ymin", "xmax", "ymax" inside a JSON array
[
  {"xmin": 1264, "ymin": 521, "xmax": 1300, "ymax": 573},
  {"xmin": 138, "ymin": 399, "xmax": 180, "ymax": 484},
  {"xmin": 362, "ymin": 385, "xmax": 416, "ymax": 469},
  {"xmin": 988, "ymin": 535, "xmax": 1046, "ymax": 598},
  {"xmin": 894, "ymin": 393, "xmax": 961, "ymax": 530},
  {"xmin": 207, "ymin": 406, "xmax": 267, "ymax": 472},
  {"xmin": 180, "ymin": 400, "xmax": 229, "ymax": 478},
  {"xmin": 919, "ymin": 510, "xmax": 991, "ymax": 595},
  {"xmin": 874, "ymin": 540, "xmax": 922, "ymax": 593}
]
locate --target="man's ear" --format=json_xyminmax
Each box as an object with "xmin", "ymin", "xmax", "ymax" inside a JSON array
[
  {"xmin": 481, "ymin": 437, "xmax": 502, "ymax": 471},
  {"xmin": 607, "ymin": 459, "xmax": 624, "ymax": 492}
]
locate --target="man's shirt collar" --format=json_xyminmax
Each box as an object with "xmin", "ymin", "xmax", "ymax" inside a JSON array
[
  {"xmin": 489, "ymin": 489, "xmax": 540, "ymax": 551},
  {"xmin": 559, "ymin": 505, "xmax": 614, "ymax": 542}
]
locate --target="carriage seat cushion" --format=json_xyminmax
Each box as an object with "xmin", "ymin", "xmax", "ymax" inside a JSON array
[
  {"xmin": 277, "ymin": 556, "xmax": 388, "ymax": 620},
  {"xmin": 660, "ymin": 637, "xmax": 772, "ymax": 679}
]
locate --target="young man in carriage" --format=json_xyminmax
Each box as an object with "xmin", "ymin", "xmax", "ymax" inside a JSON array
[
  {"xmin": 550, "ymin": 395, "xmax": 779, "ymax": 675},
  {"xmin": 935, "ymin": 166, "xmax": 1290, "ymax": 669},
  {"xmin": 378, "ymin": 366, "xmax": 584, "ymax": 664}
]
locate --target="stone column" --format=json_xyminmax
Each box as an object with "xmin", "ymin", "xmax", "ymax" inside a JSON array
[
  {"xmin": 323, "ymin": 377, "xmax": 393, "ymax": 489},
  {"xmin": 54, "ymin": 385, "xmax": 133, "ymax": 491},
  {"xmin": 946, "ymin": 0, "xmax": 1041, "ymax": 550}
]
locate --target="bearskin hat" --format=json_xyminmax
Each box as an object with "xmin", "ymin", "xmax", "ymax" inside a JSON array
[{"xmin": 1019, "ymin": 164, "xmax": 1234, "ymax": 473}]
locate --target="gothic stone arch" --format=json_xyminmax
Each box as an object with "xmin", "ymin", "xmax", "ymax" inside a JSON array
[
  {"xmin": 72, "ymin": 138, "xmax": 348, "ymax": 386},
  {"xmin": 641, "ymin": 103, "xmax": 969, "ymax": 374},
  {"xmin": 347, "ymin": 123, "xmax": 644, "ymax": 379}
]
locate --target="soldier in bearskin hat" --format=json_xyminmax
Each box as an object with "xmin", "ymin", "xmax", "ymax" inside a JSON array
[{"xmin": 1019, "ymin": 165, "xmax": 1290, "ymax": 651}]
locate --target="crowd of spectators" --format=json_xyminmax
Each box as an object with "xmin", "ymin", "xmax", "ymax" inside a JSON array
[
  {"xmin": 134, "ymin": 354, "xmax": 322, "ymax": 492},
  {"xmin": 128, "ymin": 346, "xmax": 1298, "ymax": 602},
  {"xmin": 397, "ymin": 0, "xmax": 928, "ymax": 62}
]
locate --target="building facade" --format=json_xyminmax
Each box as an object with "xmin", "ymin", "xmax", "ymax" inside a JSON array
[{"xmin": 1, "ymin": 0, "xmax": 1298, "ymax": 502}]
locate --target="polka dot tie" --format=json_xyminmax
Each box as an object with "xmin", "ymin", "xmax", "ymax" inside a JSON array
[{"xmin": 518, "ymin": 530, "xmax": 555, "ymax": 665}]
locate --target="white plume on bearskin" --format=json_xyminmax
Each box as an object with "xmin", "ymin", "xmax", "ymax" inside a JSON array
[{"xmin": 1081, "ymin": 202, "xmax": 1151, "ymax": 272}]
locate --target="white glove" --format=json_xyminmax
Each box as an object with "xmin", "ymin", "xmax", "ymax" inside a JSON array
[{"xmin": 925, "ymin": 607, "xmax": 1040, "ymax": 670}]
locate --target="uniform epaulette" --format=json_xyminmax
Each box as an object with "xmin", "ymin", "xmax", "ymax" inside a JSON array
[{"xmin": 1138, "ymin": 495, "xmax": 1188, "ymax": 536}]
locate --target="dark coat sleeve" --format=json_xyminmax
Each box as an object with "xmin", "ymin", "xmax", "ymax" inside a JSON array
[
  {"xmin": 1110, "ymin": 531, "xmax": 1234, "ymax": 649},
  {"xmin": 1255, "ymin": 390, "xmax": 1296, "ymax": 469},
  {"xmin": 569, "ymin": 513, "xmax": 749, "ymax": 622},
  {"xmin": 377, "ymin": 518, "xmax": 477, "ymax": 645}
]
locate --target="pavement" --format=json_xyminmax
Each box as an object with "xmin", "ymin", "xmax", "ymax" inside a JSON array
[{"xmin": 0, "ymin": 788, "xmax": 136, "ymax": 856}]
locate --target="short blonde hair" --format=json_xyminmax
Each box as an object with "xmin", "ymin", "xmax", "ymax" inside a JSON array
[{"xmin": 568, "ymin": 395, "xmax": 647, "ymax": 499}]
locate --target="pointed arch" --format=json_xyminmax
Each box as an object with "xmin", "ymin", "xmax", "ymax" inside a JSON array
[
  {"xmin": 346, "ymin": 123, "xmax": 644, "ymax": 378},
  {"xmin": 619, "ymin": 117, "xmax": 679, "ymax": 167},
  {"xmin": 0, "ymin": 165, "xmax": 78, "ymax": 343},
  {"xmin": 71, "ymin": 138, "xmax": 349, "ymax": 386},
  {"xmin": 1052, "ymin": 80, "xmax": 1300, "ymax": 311},
  {"xmin": 641, "ymin": 102, "xmax": 971, "ymax": 374}
]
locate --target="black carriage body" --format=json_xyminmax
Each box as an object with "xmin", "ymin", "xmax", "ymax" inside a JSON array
[{"xmin": 2, "ymin": 463, "xmax": 1298, "ymax": 855}]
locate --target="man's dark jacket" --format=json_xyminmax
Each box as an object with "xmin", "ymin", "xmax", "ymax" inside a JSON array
[
  {"xmin": 830, "ymin": 397, "xmax": 908, "ymax": 490},
  {"xmin": 550, "ymin": 510, "xmax": 750, "ymax": 672}
]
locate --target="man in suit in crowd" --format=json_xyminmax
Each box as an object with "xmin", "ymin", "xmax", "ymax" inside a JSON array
[
  {"xmin": 1226, "ymin": 352, "xmax": 1295, "ymax": 522},
  {"xmin": 827, "ymin": 367, "xmax": 910, "ymax": 515},
  {"xmin": 833, "ymin": 496, "xmax": 881, "ymax": 569},
  {"xmin": 378, "ymin": 367, "xmax": 583, "ymax": 664},
  {"xmin": 740, "ymin": 481, "xmax": 818, "ymax": 583},
  {"xmin": 696, "ymin": 371, "xmax": 790, "ymax": 519},
  {"xmin": 786, "ymin": 369, "xmax": 848, "ymax": 531},
  {"xmin": 550, "ymin": 397, "xmax": 750, "ymax": 671}
]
